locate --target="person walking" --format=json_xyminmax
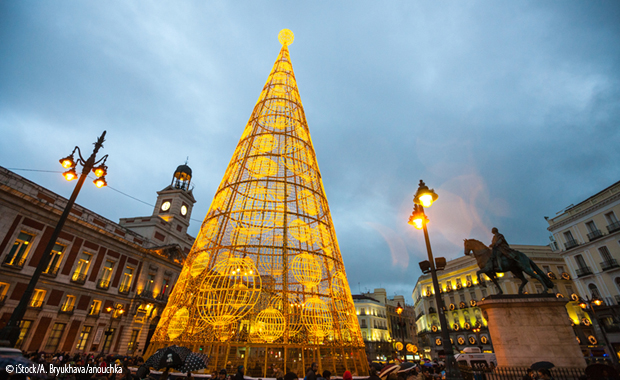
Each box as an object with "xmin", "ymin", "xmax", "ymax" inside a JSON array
[
  {"xmin": 305, "ymin": 363, "xmax": 318, "ymax": 380},
  {"xmin": 234, "ymin": 366, "xmax": 245, "ymax": 380}
]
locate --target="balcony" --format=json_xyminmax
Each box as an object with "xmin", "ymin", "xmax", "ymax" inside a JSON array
[
  {"xmin": 601, "ymin": 259, "xmax": 620, "ymax": 271},
  {"xmin": 97, "ymin": 279, "xmax": 110, "ymax": 290},
  {"xmin": 59, "ymin": 305, "xmax": 75, "ymax": 315},
  {"xmin": 608, "ymin": 221, "xmax": 620, "ymax": 234},
  {"xmin": 576, "ymin": 266, "xmax": 593, "ymax": 278},
  {"xmin": 28, "ymin": 300, "xmax": 44, "ymax": 309},
  {"xmin": 71, "ymin": 272, "xmax": 87, "ymax": 285},
  {"xmin": 565, "ymin": 239, "xmax": 580, "ymax": 250},
  {"xmin": 155, "ymin": 293, "xmax": 169, "ymax": 302},
  {"xmin": 87, "ymin": 309, "xmax": 101, "ymax": 317},
  {"xmin": 137, "ymin": 289, "xmax": 154, "ymax": 300},
  {"xmin": 42, "ymin": 266, "xmax": 60, "ymax": 277},
  {"xmin": 118, "ymin": 284, "xmax": 131, "ymax": 294},
  {"xmin": 587, "ymin": 230, "xmax": 604, "ymax": 242},
  {"xmin": 2, "ymin": 255, "xmax": 27, "ymax": 269}
]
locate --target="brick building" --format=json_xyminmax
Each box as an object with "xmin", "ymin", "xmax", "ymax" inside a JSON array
[{"xmin": 0, "ymin": 164, "xmax": 196, "ymax": 355}]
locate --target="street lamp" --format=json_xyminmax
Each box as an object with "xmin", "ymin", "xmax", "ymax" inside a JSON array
[
  {"xmin": 0, "ymin": 131, "xmax": 109, "ymax": 347},
  {"xmin": 579, "ymin": 296, "xmax": 619, "ymax": 365},
  {"xmin": 101, "ymin": 304, "xmax": 125, "ymax": 355},
  {"xmin": 408, "ymin": 180, "xmax": 462, "ymax": 380}
]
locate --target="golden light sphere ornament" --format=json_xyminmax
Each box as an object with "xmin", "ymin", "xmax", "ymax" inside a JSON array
[
  {"xmin": 256, "ymin": 307, "xmax": 286, "ymax": 343},
  {"xmin": 146, "ymin": 29, "xmax": 368, "ymax": 377},
  {"xmin": 395, "ymin": 342, "xmax": 404, "ymax": 351},
  {"xmin": 291, "ymin": 253, "xmax": 322, "ymax": 288},
  {"xmin": 278, "ymin": 29, "xmax": 294, "ymax": 46},
  {"xmin": 198, "ymin": 256, "xmax": 261, "ymax": 327}
]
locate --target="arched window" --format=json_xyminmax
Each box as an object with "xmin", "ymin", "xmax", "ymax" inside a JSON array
[{"xmin": 589, "ymin": 283, "xmax": 601, "ymax": 298}]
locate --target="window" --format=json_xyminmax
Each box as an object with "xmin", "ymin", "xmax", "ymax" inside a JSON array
[
  {"xmin": 99, "ymin": 261, "xmax": 114, "ymax": 287},
  {"xmin": 566, "ymin": 285, "xmax": 574, "ymax": 294},
  {"xmin": 144, "ymin": 274, "xmax": 155, "ymax": 292},
  {"xmin": 599, "ymin": 246, "xmax": 613, "ymax": 262},
  {"xmin": 127, "ymin": 330, "xmax": 140, "ymax": 352},
  {"xmin": 469, "ymin": 291, "xmax": 476, "ymax": 301},
  {"xmin": 44, "ymin": 323, "xmax": 66, "ymax": 352},
  {"xmin": 102, "ymin": 328, "xmax": 115, "ymax": 353},
  {"xmin": 30, "ymin": 289, "xmax": 46, "ymax": 307},
  {"xmin": 361, "ymin": 319, "xmax": 367, "ymax": 328},
  {"xmin": 89, "ymin": 300, "xmax": 102, "ymax": 315},
  {"xmin": 535, "ymin": 285, "xmax": 543, "ymax": 293},
  {"xmin": 360, "ymin": 308, "xmax": 366, "ymax": 315},
  {"xmin": 15, "ymin": 320, "xmax": 32, "ymax": 349},
  {"xmin": 575, "ymin": 255, "xmax": 587, "ymax": 269},
  {"xmin": 161, "ymin": 277, "xmax": 170, "ymax": 296},
  {"xmin": 606, "ymin": 212, "xmax": 619, "ymax": 225},
  {"xmin": 481, "ymin": 289, "xmax": 487, "ymax": 298},
  {"xmin": 362, "ymin": 331, "xmax": 367, "ymax": 340},
  {"xmin": 44, "ymin": 243, "xmax": 65, "ymax": 275},
  {"xmin": 72, "ymin": 252, "xmax": 92, "ymax": 282},
  {"xmin": 76, "ymin": 326, "xmax": 92, "ymax": 351},
  {"xmin": 4, "ymin": 232, "xmax": 35, "ymax": 267},
  {"xmin": 61, "ymin": 295, "xmax": 76, "ymax": 312},
  {"xmin": 564, "ymin": 231, "xmax": 575, "ymax": 242},
  {"xmin": 558, "ymin": 265, "xmax": 565, "ymax": 273},
  {"xmin": 586, "ymin": 221, "xmax": 598, "ymax": 233},
  {"xmin": 119, "ymin": 266, "xmax": 134, "ymax": 292},
  {"xmin": 589, "ymin": 283, "xmax": 601, "ymax": 299},
  {"xmin": 0, "ymin": 282, "xmax": 9, "ymax": 300}
]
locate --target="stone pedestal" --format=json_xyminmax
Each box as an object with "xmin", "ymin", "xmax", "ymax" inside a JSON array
[{"xmin": 478, "ymin": 294, "xmax": 586, "ymax": 368}]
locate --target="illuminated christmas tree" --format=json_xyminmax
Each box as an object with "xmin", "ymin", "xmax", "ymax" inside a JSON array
[{"xmin": 147, "ymin": 30, "xmax": 367, "ymax": 377}]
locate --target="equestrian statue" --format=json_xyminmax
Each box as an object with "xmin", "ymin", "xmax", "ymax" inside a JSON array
[{"xmin": 464, "ymin": 228, "xmax": 554, "ymax": 294}]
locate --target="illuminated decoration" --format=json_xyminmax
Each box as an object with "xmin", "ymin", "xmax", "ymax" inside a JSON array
[
  {"xmin": 457, "ymin": 337, "xmax": 465, "ymax": 345},
  {"xmin": 556, "ymin": 293, "xmax": 564, "ymax": 299},
  {"xmin": 588, "ymin": 335, "xmax": 598, "ymax": 345},
  {"xmin": 562, "ymin": 272, "xmax": 571, "ymax": 280},
  {"xmin": 406, "ymin": 344, "xmax": 417, "ymax": 353},
  {"xmin": 460, "ymin": 302, "xmax": 467, "ymax": 309},
  {"xmin": 582, "ymin": 318, "xmax": 591, "ymax": 326},
  {"xmin": 464, "ymin": 322, "xmax": 471, "ymax": 330},
  {"xmin": 547, "ymin": 271, "xmax": 557, "ymax": 280},
  {"xmin": 435, "ymin": 338, "xmax": 442, "ymax": 346},
  {"xmin": 395, "ymin": 342, "xmax": 404, "ymax": 351},
  {"xmin": 453, "ymin": 323, "xmax": 459, "ymax": 331},
  {"xmin": 147, "ymin": 30, "xmax": 367, "ymax": 377},
  {"xmin": 480, "ymin": 336, "xmax": 488, "ymax": 344},
  {"xmin": 469, "ymin": 336, "xmax": 477, "ymax": 345},
  {"xmin": 576, "ymin": 337, "xmax": 581, "ymax": 344},
  {"xmin": 431, "ymin": 325, "xmax": 438, "ymax": 333},
  {"xmin": 456, "ymin": 283, "xmax": 462, "ymax": 290},
  {"xmin": 470, "ymin": 300, "xmax": 477, "ymax": 307},
  {"xmin": 466, "ymin": 280, "xmax": 472, "ymax": 287},
  {"xmin": 571, "ymin": 293, "xmax": 579, "ymax": 302},
  {"xmin": 450, "ymin": 303, "xmax": 455, "ymax": 311}
]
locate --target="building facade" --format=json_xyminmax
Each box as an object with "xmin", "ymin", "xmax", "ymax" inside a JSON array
[
  {"xmin": 412, "ymin": 244, "xmax": 596, "ymax": 360},
  {"xmin": 353, "ymin": 289, "xmax": 417, "ymax": 361},
  {"xmin": 0, "ymin": 165, "xmax": 196, "ymax": 355},
  {"xmin": 547, "ymin": 180, "xmax": 620, "ymax": 359}
]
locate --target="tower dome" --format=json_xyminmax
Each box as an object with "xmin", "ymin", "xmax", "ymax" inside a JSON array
[{"xmin": 172, "ymin": 163, "xmax": 192, "ymax": 190}]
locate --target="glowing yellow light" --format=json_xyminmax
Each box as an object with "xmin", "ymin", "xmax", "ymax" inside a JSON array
[
  {"xmin": 278, "ymin": 29, "xmax": 294, "ymax": 46},
  {"xmin": 63, "ymin": 169, "xmax": 77, "ymax": 181},
  {"xmin": 419, "ymin": 193, "xmax": 434, "ymax": 208},
  {"xmin": 61, "ymin": 159, "xmax": 73, "ymax": 168},
  {"xmin": 94, "ymin": 177, "xmax": 107, "ymax": 188},
  {"xmin": 411, "ymin": 217, "xmax": 424, "ymax": 230},
  {"xmin": 395, "ymin": 342, "xmax": 403, "ymax": 351}
]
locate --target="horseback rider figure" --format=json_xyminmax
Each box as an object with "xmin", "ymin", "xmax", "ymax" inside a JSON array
[{"xmin": 489, "ymin": 227, "xmax": 519, "ymax": 272}]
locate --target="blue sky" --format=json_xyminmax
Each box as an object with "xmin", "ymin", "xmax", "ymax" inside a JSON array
[{"xmin": 1, "ymin": 1, "xmax": 619, "ymax": 298}]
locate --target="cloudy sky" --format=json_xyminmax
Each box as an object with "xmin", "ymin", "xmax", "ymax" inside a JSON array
[{"xmin": 1, "ymin": 1, "xmax": 619, "ymax": 298}]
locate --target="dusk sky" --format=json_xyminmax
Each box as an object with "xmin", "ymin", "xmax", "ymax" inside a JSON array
[{"xmin": 1, "ymin": 1, "xmax": 619, "ymax": 298}]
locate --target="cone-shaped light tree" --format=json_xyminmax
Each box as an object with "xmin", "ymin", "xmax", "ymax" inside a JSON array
[{"xmin": 147, "ymin": 30, "xmax": 368, "ymax": 377}]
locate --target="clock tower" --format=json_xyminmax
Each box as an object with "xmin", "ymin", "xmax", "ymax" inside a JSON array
[{"xmin": 120, "ymin": 164, "xmax": 196, "ymax": 253}]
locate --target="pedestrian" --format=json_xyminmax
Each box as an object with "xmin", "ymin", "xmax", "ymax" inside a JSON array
[
  {"xmin": 218, "ymin": 369, "xmax": 227, "ymax": 380},
  {"xmin": 234, "ymin": 366, "xmax": 245, "ymax": 380},
  {"xmin": 284, "ymin": 373, "xmax": 299, "ymax": 380},
  {"xmin": 273, "ymin": 368, "xmax": 284, "ymax": 380},
  {"xmin": 537, "ymin": 369, "xmax": 553, "ymax": 380},
  {"xmin": 522, "ymin": 369, "xmax": 535, "ymax": 380},
  {"xmin": 305, "ymin": 363, "xmax": 318, "ymax": 380}
]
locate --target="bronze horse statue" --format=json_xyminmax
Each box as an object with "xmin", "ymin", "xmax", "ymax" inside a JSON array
[{"xmin": 464, "ymin": 239, "xmax": 554, "ymax": 294}]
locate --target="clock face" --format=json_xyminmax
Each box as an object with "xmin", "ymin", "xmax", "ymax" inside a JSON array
[
  {"xmin": 161, "ymin": 201, "xmax": 171, "ymax": 212},
  {"xmin": 181, "ymin": 205, "xmax": 188, "ymax": 216}
]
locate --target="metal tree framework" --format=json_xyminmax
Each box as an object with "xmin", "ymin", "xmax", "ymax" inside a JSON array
[{"xmin": 146, "ymin": 30, "xmax": 368, "ymax": 377}]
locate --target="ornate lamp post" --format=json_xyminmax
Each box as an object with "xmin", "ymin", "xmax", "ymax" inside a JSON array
[
  {"xmin": 409, "ymin": 180, "xmax": 462, "ymax": 380},
  {"xmin": 101, "ymin": 304, "xmax": 124, "ymax": 355},
  {"xmin": 0, "ymin": 131, "xmax": 109, "ymax": 347},
  {"xmin": 579, "ymin": 296, "xmax": 619, "ymax": 365}
]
